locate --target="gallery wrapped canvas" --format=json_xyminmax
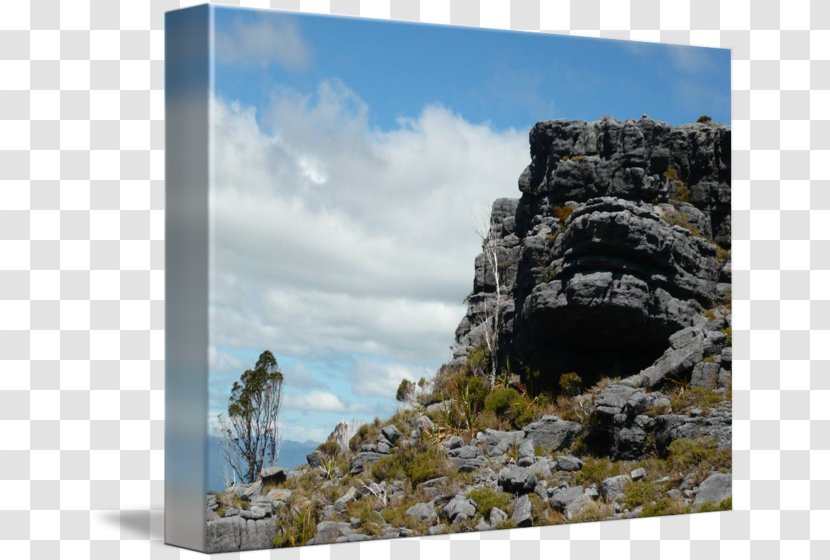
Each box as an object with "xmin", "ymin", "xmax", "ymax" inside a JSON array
[{"xmin": 165, "ymin": 4, "xmax": 732, "ymax": 552}]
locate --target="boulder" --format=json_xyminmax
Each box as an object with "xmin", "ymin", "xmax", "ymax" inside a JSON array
[
  {"xmin": 349, "ymin": 452, "xmax": 383, "ymax": 475},
  {"xmin": 206, "ymin": 515, "xmax": 276, "ymax": 553},
  {"xmin": 259, "ymin": 467, "xmax": 287, "ymax": 486},
  {"xmin": 490, "ymin": 507, "xmax": 508, "ymax": 526},
  {"xmin": 692, "ymin": 472, "xmax": 731, "ymax": 510},
  {"xmin": 381, "ymin": 424, "xmax": 402, "ymax": 443},
  {"xmin": 498, "ymin": 466, "xmax": 537, "ymax": 494},
  {"xmin": 522, "ymin": 416, "xmax": 581, "ymax": 451},
  {"xmin": 601, "ymin": 474, "xmax": 632, "ymax": 503},
  {"xmin": 511, "ymin": 494, "xmax": 533, "ymax": 527},
  {"xmin": 308, "ymin": 521, "xmax": 355, "ymax": 545},
  {"xmin": 406, "ymin": 502, "xmax": 437, "ymax": 523},
  {"xmin": 443, "ymin": 496, "xmax": 476, "ymax": 522},
  {"xmin": 556, "ymin": 455, "xmax": 584, "ymax": 472}
]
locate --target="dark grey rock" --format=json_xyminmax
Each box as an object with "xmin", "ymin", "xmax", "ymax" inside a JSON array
[
  {"xmin": 498, "ymin": 466, "xmax": 537, "ymax": 494},
  {"xmin": 549, "ymin": 485, "xmax": 585, "ymax": 512},
  {"xmin": 259, "ymin": 467, "xmax": 286, "ymax": 486},
  {"xmin": 443, "ymin": 495, "xmax": 476, "ymax": 522},
  {"xmin": 349, "ymin": 452, "xmax": 383, "ymax": 475},
  {"xmin": 444, "ymin": 435, "xmax": 464, "ymax": 450},
  {"xmin": 556, "ymin": 455, "xmax": 584, "ymax": 472},
  {"xmin": 308, "ymin": 521, "xmax": 355, "ymax": 545},
  {"xmin": 306, "ymin": 449, "xmax": 324, "ymax": 468},
  {"xmin": 406, "ymin": 502, "xmax": 437, "ymax": 523},
  {"xmin": 381, "ymin": 424, "xmax": 402, "ymax": 443},
  {"xmin": 521, "ymin": 416, "xmax": 581, "ymax": 451},
  {"xmin": 601, "ymin": 474, "xmax": 631, "ymax": 503},
  {"xmin": 511, "ymin": 494, "xmax": 533, "ymax": 527}
]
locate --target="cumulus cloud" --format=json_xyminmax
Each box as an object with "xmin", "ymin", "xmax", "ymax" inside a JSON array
[
  {"xmin": 351, "ymin": 360, "xmax": 435, "ymax": 399},
  {"xmin": 284, "ymin": 390, "xmax": 368, "ymax": 413},
  {"xmin": 209, "ymin": 81, "xmax": 528, "ymax": 369},
  {"xmin": 215, "ymin": 16, "xmax": 311, "ymax": 71}
]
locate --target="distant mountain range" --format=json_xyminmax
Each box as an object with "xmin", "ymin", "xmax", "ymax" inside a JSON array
[{"xmin": 207, "ymin": 435, "xmax": 319, "ymax": 492}]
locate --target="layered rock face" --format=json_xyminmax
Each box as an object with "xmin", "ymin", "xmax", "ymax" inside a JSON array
[{"xmin": 453, "ymin": 117, "xmax": 731, "ymax": 388}]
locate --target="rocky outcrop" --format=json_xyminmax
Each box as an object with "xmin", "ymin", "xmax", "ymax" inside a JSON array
[{"xmin": 452, "ymin": 117, "xmax": 731, "ymax": 389}]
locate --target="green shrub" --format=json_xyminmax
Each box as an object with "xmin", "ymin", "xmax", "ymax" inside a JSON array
[
  {"xmin": 640, "ymin": 498, "xmax": 690, "ymax": 517},
  {"xmin": 575, "ymin": 457, "xmax": 624, "ymax": 486},
  {"xmin": 484, "ymin": 387, "xmax": 520, "ymax": 416},
  {"xmin": 666, "ymin": 436, "xmax": 731, "ymax": 479},
  {"xmin": 396, "ymin": 379, "xmax": 415, "ymax": 402},
  {"xmin": 697, "ymin": 115, "xmax": 712, "ymax": 124},
  {"xmin": 467, "ymin": 487, "xmax": 512, "ymax": 516},
  {"xmin": 669, "ymin": 386, "xmax": 725, "ymax": 415},
  {"xmin": 697, "ymin": 497, "xmax": 732, "ymax": 512},
  {"xmin": 373, "ymin": 446, "xmax": 452, "ymax": 486},
  {"xmin": 273, "ymin": 502, "xmax": 320, "ymax": 548},
  {"xmin": 722, "ymin": 326, "xmax": 732, "ymax": 345},
  {"xmin": 664, "ymin": 165, "xmax": 680, "ymax": 181},
  {"xmin": 558, "ymin": 372, "xmax": 583, "ymax": 397},
  {"xmin": 622, "ymin": 480, "xmax": 663, "ymax": 510}
]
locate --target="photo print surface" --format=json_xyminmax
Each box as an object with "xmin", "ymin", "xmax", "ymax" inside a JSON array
[{"xmin": 195, "ymin": 5, "xmax": 731, "ymax": 552}]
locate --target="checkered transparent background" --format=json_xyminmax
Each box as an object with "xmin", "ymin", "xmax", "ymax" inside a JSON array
[{"xmin": 0, "ymin": 0, "xmax": 826, "ymax": 558}]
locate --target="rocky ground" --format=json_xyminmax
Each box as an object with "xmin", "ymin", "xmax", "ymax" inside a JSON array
[
  {"xmin": 205, "ymin": 116, "xmax": 732, "ymax": 552},
  {"xmin": 206, "ymin": 372, "xmax": 731, "ymax": 552}
]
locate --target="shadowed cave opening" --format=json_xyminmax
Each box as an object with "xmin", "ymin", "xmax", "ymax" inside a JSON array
[{"xmin": 511, "ymin": 304, "xmax": 679, "ymax": 394}]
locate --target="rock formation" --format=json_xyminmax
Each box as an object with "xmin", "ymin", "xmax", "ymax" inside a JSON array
[
  {"xmin": 452, "ymin": 116, "xmax": 731, "ymax": 389},
  {"xmin": 205, "ymin": 118, "xmax": 732, "ymax": 552}
]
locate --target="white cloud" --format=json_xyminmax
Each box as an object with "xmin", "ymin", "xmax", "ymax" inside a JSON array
[
  {"xmin": 216, "ymin": 16, "xmax": 311, "ymax": 71},
  {"xmin": 208, "ymin": 80, "xmax": 529, "ymax": 397},
  {"xmin": 352, "ymin": 360, "xmax": 433, "ymax": 399},
  {"xmin": 285, "ymin": 390, "xmax": 367, "ymax": 413}
]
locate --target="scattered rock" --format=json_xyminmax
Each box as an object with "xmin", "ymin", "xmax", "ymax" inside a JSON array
[
  {"xmin": 630, "ymin": 467, "xmax": 646, "ymax": 481},
  {"xmin": 260, "ymin": 467, "xmax": 287, "ymax": 486},
  {"xmin": 308, "ymin": 521, "xmax": 355, "ymax": 545},
  {"xmin": 381, "ymin": 424, "xmax": 402, "ymax": 443},
  {"xmin": 550, "ymin": 485, "xmax": 585, "ymax": 512},
  {"xmin": 693, "ymin": 472, "xmax": 731, "ymax": 511},
  {"xmin": 490, "ymin": 507, "xmax": 508, "ymax": 526},
  {"xmin": 601, "ymin": 475, "xmax": 632, "ymax": 503},
  {"xmin": 406, "ymin": 502, "xmax": 437, "ymax": 523},
  {"xmin": 511, "ymin": 495, "xmax": 533, "ymax": 527},
  {"xmin": 443, "ymin": 496, "xmax": 477, "ymax": 522},
  {"xmin": 443, "ymin": 435, "xmax": 464, "ymax": 450},
  {"xmin": 349, "ymin": 452, "xmax": 383, "ymax": 475},
  {"xmin": 522, "ymin": 416, "xmax": 581, "ymax": 451},
  {"xmin": 498, "ymin": 466, "xmax": 537, "ymax": 494},
  {"xmin": 556, "ymin": 455, "xmax": 584, "ymax": 472}
]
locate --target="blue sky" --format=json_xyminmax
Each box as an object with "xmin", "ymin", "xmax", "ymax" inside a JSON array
[{"xmin": 205, "ymin": 5, "xmax": 731, "ymax": 458}]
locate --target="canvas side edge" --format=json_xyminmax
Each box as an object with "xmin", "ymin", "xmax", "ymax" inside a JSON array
[{"xmin": 164, "ymin": 4, "xmax": 210, "ymax": 552}]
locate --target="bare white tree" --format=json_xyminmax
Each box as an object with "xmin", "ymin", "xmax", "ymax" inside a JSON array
[{"xmin": 473, "ymin": 204, "xmax": 505, "ymax": 388}]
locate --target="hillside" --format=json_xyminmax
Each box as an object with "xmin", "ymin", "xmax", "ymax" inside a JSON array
[{"xmin": 204, "ymin": 116, "xmax": 732, "ymax": 552}]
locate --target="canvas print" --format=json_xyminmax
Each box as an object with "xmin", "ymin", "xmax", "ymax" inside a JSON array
[{"xmin": 165, "ymin": 5, "xmax": 731, "ymax": 553}]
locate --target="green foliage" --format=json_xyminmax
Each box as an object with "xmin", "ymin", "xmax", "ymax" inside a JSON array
[
  {"xmin": 273, "ymin": 502, "xmax": 319, "ymax": 548},
  {"xmin": 664, "ymin": 165, "xmax": 680, "ymax": 181},
  {"xmin": 220, "ymin": 350, "xmax": 285, "ymax": 483},
  {"xmin": 575, "ymin": 457, "xmax": 624, "ymax": 487},
  {"xmin": 345, "ymin": 497, "xmax": 384, "ymax": 536},
  {"xmin": 466, "ymin": 345, "xmax": 490, "ymax": 373},
  {"xmin": 640, "ymin": 498, "xmax": 691, "ymax": 517},
  {"xmin": 316, "ymin": 440, "xmax": 339, "ymax": 457},
  {"xmin": 666, "ymin": 437, "xmax": 731, "ymax": 481},
  {"xmin": 371, "ymin": 446, "xmax": 452, "ymax": 486},
  {"xmin": 396, "ymin": 379, "xmax": 415, "ymax": 402},
  {"xmin": 669, "ymin": 386, "xmax": 726, "ymax": 415},
  {"xmin": 722, "ymin": 326, "xmax": 732, "ymax": 345},
  {"xmin": 558, "ymin": 372, "xmax": 583, "ymax": 397},
  {"xmin": 697, "ymin": 497, "xmax": 732, "ymax": 512},
  {"xmin": 484, "ymin": 387, "xmax": 520, "ymax": 416},
  {"xmin": 697, "ymin": 115, "xmax": 712, "ymax": 124},
  {"xmin": 467, "ymin": 487, "xmax": 512, "ymax": 516},
  {"xmin": 622, "ymin": 480, "xmax": 663, "ymax": 510}
]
